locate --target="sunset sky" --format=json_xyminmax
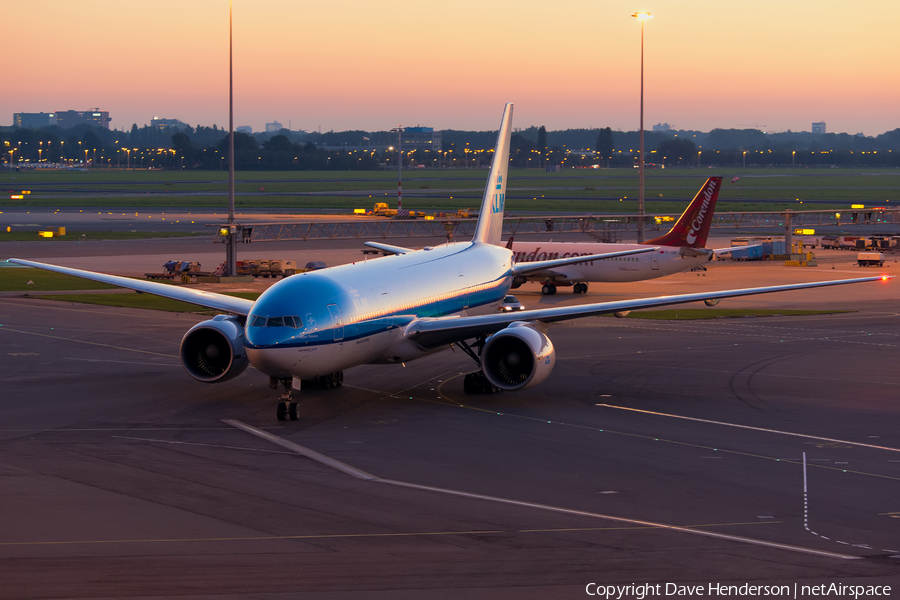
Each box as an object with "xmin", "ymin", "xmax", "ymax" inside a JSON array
[{"xmin": 5, "ymin": 0, "xmax": 898, "ymax": 135}]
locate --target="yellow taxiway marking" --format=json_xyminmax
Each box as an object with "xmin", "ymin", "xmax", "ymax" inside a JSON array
[{"xmin": 225, "ymin": 420, "xmax": 858, "ymax": 561}]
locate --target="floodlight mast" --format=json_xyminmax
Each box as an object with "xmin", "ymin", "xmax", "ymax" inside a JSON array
[
  {"xmin": 391, "ymin": 126, "xmax": 404, "ymax": 211},
  {"xmin": 632, "ymin": 11, "xmax": 653, "ymax": 243},
  {"xmin": 226, "ymin": 0, "xmax": 237, "ymax": 276}
]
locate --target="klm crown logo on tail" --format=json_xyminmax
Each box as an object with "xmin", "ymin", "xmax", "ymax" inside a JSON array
[
  {"xmin": 492, "ymin": 176, "xmax": 505, "ymax": 213},
  {"xmin": 472, "ymin": 102, "xmax": 514, "ymax": 246}
]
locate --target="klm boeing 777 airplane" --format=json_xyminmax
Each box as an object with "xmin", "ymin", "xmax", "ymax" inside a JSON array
[{"xmin": 10, "ymin": 104, "xmax": 890, "ymax": 420}]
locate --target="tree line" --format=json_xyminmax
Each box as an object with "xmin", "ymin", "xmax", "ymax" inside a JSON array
[{"xmin": 3, "ymin": 122, "xmax": 900, "ymax": 169}]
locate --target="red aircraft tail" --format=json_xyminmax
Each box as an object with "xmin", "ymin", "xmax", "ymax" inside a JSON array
[{"xmin": 644, "ymin": 177, "xmax": 722, "ymax": 248}]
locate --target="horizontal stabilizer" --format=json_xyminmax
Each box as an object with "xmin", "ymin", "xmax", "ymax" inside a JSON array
[{"xmin": 364, "ymin": 241, "xmax": 414, "ymax": 255}]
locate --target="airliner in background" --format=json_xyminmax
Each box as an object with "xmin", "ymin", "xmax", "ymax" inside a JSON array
[
  {"xmin": 10, "ymin": 104, "xmax": 890, "ymax": 421},
  {"xmin": 506, "ymin": 177, "xmax": 737, "ymax": 295}
]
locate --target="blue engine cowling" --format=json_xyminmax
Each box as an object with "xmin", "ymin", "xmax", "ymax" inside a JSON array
[
  {"xmin": 180, "ymin": 315, "xmax": 249, "ymax": 383},
  {"xmin": 481, "ymin": 323, "xmax": 556, "ymax": 391}
]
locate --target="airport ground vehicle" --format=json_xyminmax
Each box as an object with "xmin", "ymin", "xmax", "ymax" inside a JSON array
[
  {"xmin": 235, "ymin": 259, "xmax": 297, "ymax": 278},
  {"xmin": 858, "ymin": 252, "xmax": 885, "ymax": 267},
  {"xmin": 499, "ymin": 295, "xmax": 524, "ymax": 312}
]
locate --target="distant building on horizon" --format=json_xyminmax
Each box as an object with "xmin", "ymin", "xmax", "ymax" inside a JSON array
[
  {"xmin": 401, "ymin": 126, "xmax": 442, "ymax": 152},
  {"xmin": 265, "ymin": 121, "xmax": 284, "ymax": 133},
  {"xmin": 151, "ymin": 117, "xmax": 189, "ymax": 131},
  {"xmin": 14, "ymin": 109, "xmax": 110, "ymax": 129},
  {"xmin": 652, "ymin": 123, "xmax": 671, "ymax": 132},
  {"xmin": 54, "ymin": 109, "xmax": 111, "ymax": 129},
  {"xmin": 236, "ymin": 125, "xmax": 253, "ymax": 134},
  {"xmin": 14, "ymin": 112, "xmax": 56, "ymax": 129},
  {"xmin": 812, "ymin": 121, "xmax": 826, "ymax": 134}
]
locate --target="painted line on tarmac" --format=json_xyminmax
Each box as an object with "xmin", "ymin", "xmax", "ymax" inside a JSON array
[
  {"xmin": 0, "ymin": 326, "xmax": 177, "ymax": 358},
  {"xmin": 0, "ymin": 522, "xmax": 780, "ymax": 548},
  {"xmin": 224, "ymin": 419, "xmax": 379, "ymax": 480},
  {"xmin": 224, "ymin": 419, "xmax": 860, "ymax": 561},
  {"xmin": 596, "ymin": 404, "xmax": 900, "ymax": 453},
  {"xmin": 64, "ymin": 357, "xmax": 180, "ymax": 367}
]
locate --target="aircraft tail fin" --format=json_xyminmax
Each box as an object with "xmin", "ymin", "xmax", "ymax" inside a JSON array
[
  {"xmin": 472, "ymin": 103, "xmax": 514, "ymax": 246},
  {"xmin": 645, "ymin": 176, "xmax": 722, "ymax": 248}
]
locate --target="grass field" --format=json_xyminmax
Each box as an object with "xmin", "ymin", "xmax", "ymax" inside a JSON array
[
  {"xmin": 0, "ymin": 267, "xmax": 118, "ymax": 291},
  {"xmin": 2, "ymin": 167, "xmax": 898, "ymax": 213}
]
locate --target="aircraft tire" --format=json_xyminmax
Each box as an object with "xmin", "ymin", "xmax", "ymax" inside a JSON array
[
  {"xmin": 336, "ymin": 371, "xmax": 344, "ymax": 387},
  {"xmin": 276, "ymin": 403, "xmax": 288, "ymax": 421},
  {"xmin": 289, "ymin": 402, "xmax": 300, "ymax": 421}
]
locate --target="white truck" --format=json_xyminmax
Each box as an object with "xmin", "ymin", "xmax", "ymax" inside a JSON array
[{"xmin": 857, "ymin": 252, "xmax": 885, "ymax": 267}]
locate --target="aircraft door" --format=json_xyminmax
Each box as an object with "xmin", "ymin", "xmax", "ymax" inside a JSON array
[
  {"xmin": 651, "ymin": 251, "xmax": 659, "ymax": 270},
  {"xmin": 327, "ymin": 304, "xmax": 344, "ymax": 341}
]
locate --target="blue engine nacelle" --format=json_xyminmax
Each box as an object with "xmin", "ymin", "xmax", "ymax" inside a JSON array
[
  {"xmin": 481, "ymin": 322, "xmax": 556, "ymax": 391},
  {"xmin": 180, "ymin": 315, "xmax": 249, "ymax": 383}
]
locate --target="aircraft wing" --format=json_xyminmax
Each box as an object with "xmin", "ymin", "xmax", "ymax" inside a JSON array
[
  {"xmin": 403, "ymin": 276, "xmax": 890, "ymax": 349},
  {"xmin": 511, "ymin": 247, "xmax": 657, "ymax": 277},
  {"xmin": 8, "ymin": 259, "xmax": 255, "ymax": 316},
  {"xmin": 364, "ymin": 241, "xmax": 414, "ymax": 255}
]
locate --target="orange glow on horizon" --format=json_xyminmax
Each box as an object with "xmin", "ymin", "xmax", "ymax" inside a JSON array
[{"xmin": 3, "ymin": 0, "xmax": 899, "ymax": 134}]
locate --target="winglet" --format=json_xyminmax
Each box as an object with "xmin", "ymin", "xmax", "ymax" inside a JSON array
[
  {"xmin": 645, "ymin": 176, "xmax": 722, "ymax": 248},
  {"xmin": 472, "ymin": 103, "xmax": 514, "ymax": 246}
]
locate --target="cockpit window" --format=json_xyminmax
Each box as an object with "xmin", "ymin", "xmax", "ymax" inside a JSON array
[{"xmin": 248, "ymin": 315, "xmax": 303, "ymax": 328}]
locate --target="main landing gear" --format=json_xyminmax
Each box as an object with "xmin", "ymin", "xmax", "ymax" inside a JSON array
[
  {"xmin": 271, "ymin": 372, "xmax": 344, "ymax": 421},
  {"xmin": 455, "ymin": 338, "xmax": 500, "ymax": 395},
  {"xmin": 541, "ymin": 282, "xmax": 588, "ymax": 295}
]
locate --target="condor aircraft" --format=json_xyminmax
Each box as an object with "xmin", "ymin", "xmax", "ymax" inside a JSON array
[
  {"xmin": 505, "ymin": 176, "xmax": 733, "ymax": 295},
  {"xmin": 10, "ymin": 104, "xmax": 890, "ymax": 420}
]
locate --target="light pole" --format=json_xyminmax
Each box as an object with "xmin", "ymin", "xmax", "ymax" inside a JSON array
[
  {"xmin": 632, "ymin": 11, "xmax": 652, "ymax": 243},
  {"xmin": 225, "ymin": 0, "xmax": 238, "ymax": 277},
  {"xmin": 391, "ymin": 126, "xmax": 404, "ymax": 211}
]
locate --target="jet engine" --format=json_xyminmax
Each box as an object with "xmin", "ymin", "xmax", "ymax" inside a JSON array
[
  {"xmin": 180, "ymin": 315, "xmax": 249, "ymax": 383},
  {"xmin": 481, "ymin": 322, "xmax": 555, "ymax": 391}
]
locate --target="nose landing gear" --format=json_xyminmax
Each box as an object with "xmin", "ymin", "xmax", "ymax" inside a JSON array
[{"xmin": 270, "ymin": 372, "xmax": 345, "ymax": 421}]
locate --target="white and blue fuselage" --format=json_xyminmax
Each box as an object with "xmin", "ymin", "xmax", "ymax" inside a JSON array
[{"xmin": 245, "ymin": 242, "xmax": 512, "ymax": 379}]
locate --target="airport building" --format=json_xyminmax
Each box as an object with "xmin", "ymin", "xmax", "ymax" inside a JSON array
[
  {"xmin": 401, "ymin": 126, "xmax": 442, "ymax": 152},
  {"xmin": 14, "ymin": 109, "xmax": 110, "ymax": 129},
  {"xmin": 54, "ymin": 109, "xmax": 111, "ymax": 129},
  {"xmin": 812, "ymin": 121, "xmax": 826, "ymax": 134},
  {"xmin": 151, "ymin": 117, "xmax": 189, "ymax": 131},
  {"xmin": 266, "ymin": 121, "xmax": 284, "ymax": 133},
  {"xmin": 237, "ymin": 125, "xmax": 253, "ymax": 134},
  {"xmin": 652, "ymin": 123, "xmax": 672, "ymax": 132},
  {"xmin": 13, "ymin": 112, "xmax": 57, "ymax": 129}
]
